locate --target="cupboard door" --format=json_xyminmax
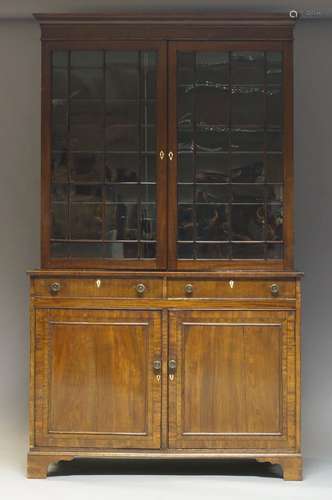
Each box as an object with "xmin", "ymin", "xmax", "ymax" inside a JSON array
[
  {"xmin": 45, "ymin": 42, "xmax": 167, "ymax": 269},
  {"xmin": 168, "ymin": 41, "xmax": 293, "ymax": 270},
  {"xmin": 34, "ymin": 309, "xmax": 162, "ymax": 448},
  {"xmin": 168, "ymin": 310, "xmax": 297, "ymax": 449}
]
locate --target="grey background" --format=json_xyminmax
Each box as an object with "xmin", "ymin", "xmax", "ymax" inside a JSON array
[{"xmin": 0, "ymin": 0, "xmax": 331, "ymax": 467}]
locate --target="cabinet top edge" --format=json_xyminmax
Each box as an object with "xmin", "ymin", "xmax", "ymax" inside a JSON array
[
  {"xmin": 33, "ymin": 12, "xmax": 297, "ymax": 26},
  {"xmin": 27, "ymin": 269, "xmax": 303, "ymax": 279}
]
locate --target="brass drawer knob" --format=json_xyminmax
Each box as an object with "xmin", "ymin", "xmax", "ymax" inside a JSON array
[
  {"xmin": 184, "ymin": 283, "xmax": 193, "ymax": 295},
  {"xmin": 270, "ymin": 283, "xmax": 280, "ymax": 296},
  {"xmin": 49, "ymin": 282, "xmax": 61, "ymax": 294},
  {"xmin": 136, "ymin": 283, "xmax": 146, "ymax": 295}
]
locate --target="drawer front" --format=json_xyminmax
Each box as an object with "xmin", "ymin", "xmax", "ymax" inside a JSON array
[
  {"xmin": 32, "ymin": 278, "xmax": 163, "ymax": 298},
  {"xmin": 167, "ymin": 279, "xmax": 295, "ymax": 299}
]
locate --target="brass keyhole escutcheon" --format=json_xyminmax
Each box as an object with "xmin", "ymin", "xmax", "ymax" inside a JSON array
[
  {"xmin": 229, "ymin": 280, "xmax": 234, "ymax": 289},
  {"xmin": 96, "ymin": 279, "xmax": 101, "ymax": 288}
]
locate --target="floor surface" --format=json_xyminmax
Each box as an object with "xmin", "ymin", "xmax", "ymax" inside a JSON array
[{"xmin": 1, "ymin": 446, "xmax": 331, "ymax": 500}]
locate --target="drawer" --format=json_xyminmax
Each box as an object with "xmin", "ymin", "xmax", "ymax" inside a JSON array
[
  {"xmin": 167, "ymin": 278, "xmax": 296, "ymax": 299},
  {"xmin": 32, "ymin": 277, "xmax": 163, "ymax": 298}
]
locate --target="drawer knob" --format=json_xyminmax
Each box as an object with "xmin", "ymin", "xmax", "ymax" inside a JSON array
[
  {"xmin": 49, "ymin": 282, "xmax": 61, "ymax": 294},
  {"xmin": 270, "ymin": 283, "xmax": 280, "ymax": 296},
  {"xmin": 184, "ymin": 283, "xmax": 193, "ymax": 295},
  {"xmin": 136, "ymin": 283, "xmax": 146, "ymax": 295}
]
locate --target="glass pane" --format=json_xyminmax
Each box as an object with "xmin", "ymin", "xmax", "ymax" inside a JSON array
[
  {"xmin": 231, "ymin": 86, "xmax": 265, "ymax": 127},
  {"xmin": 141, "ymin": 204, "xmax": 156, "ymax": 240},
  {"xmin": 266, "ymin": 153, "xmax": 283, "ymax": 182},
  {"xmin": 178, "ymin": 242, "xmax": 194, "ymax": 259},
  {"xmin": 50, "ymin": 241, "xmax": 69, "ymax": 258},
  {"xmin": 105, "ymin": 242, "xmax": 139, "ymax": 259},
  {"xmin": 70, "ymin": 205, "xmax": 102, "ymax": 239},
  {"xmin": 196, "ymin": 243, "xmax": 230, "ymax": 259},
  {"xmin": 71, "ymin": 184, "xmax": 103, "ymax": 202},
  {"xmin": 231, "ymin": 154, "xmax": 264, "ymax": 183},
  {"xmin": 196, "ymin": 205, "xmax": 229, "ymax": 241},
  {"xmin": 231, "ymin": 185, "xmax": 265, "ymax": 203},
  {"xmin": 51, "ymin": 183, "xmax": 68, "ymax": 202},
  {"xmin": 266, "ymin": 52, "xmax": 282, "ymax": 84},
  {"xmin": 196, "ymin": 185, "xmax": 230, "ymax": 204},
  {"xmin": 51, "ymin": 204, "xmax": 67, "ymax": 239},
  {"xmin": 267, "ymin": 243, "xmax": 283, "ymax": 259},
  {"xmin": 178, "ymin": 205, "xmax": 194, "ymax": 241},
  {"xmin": 196, "ymin": 154, "xmax": 230, "ymax": 183},
  {"xmin": 52, "ymin": 69, "xmax": 67, "ymax": 99},
  {"xmin": 267, "ymin": 204, "xmax": 283, "ymax": 241},
  {"xmin": 176, "ymin": 49, "xmax": 284, "ymax": 262},
  {"xmin": 141, "ymin": 242, "xmax": 156, "ymax": 258},
  {"xmin": 70, "ymin": 242, "xmax": 104, "ymax": 258},
  {"xmin": 71, "ymin": 68, "xmax": 103, "ymax": 99},
  {"xmin": 231, "ymin": 205, "xmax": 264, "ymax": 241},
  {"xmin": 105, "ymin": 204, "xmax": 138, "ymax": 240},
  {"xmin": 231, "ymin": 129, "xmax": 264, "ymax": 151},
  {"xmin": 71, "ymin": 153, "xmax": 104, "ymax": 182},
  {"xmin": 50, "ymin": 49, "xmax": 158, "ymax": 262},
  {"xmin": 71, "ymin": 51, "xmax": 103, "ymax": 67},
  {"xmin": 231, "ymin": 52, "xmax": 265, "ymax": 84},
  {"xmin": 105, "ymin": 185, "xmax": 139, "ymax": 203},
  {"xmin": 232, "ymin": 243, "xmax": 265, "ymax": 259},
  {"xmin": 52, "ymin": 152, "xmax": 68, "ymax": 182},
  {"xmin": 106, "ymin": 52, "xmax": 139, "ymax": 100},
  {"xmin": 53, "ymin": 50, "xmax": 68, "ymax": 68},
  {"xmin": 266, "ymin": 86, "xmax": 282, "ymax": 126}
]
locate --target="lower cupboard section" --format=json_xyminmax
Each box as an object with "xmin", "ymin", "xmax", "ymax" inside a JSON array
[{"xmin": 31, "ymin": 307, "xmax": 299, "ymax": 452}]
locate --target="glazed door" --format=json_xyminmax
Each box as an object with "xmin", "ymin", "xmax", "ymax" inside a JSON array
[
  {"xmin": 168, "ymin": 310, "xmax": 296, "ymax": 449},
  {"xmin": 45, "ymin": 42, "xmax": 167, "ymax": 269},
  {"xmin": 168, "ymin": 41, "xmax": 293, "ymax": 270},
  {"xmin": 34, "ymin": 309, "xmax": 162, "ymax": 448}
]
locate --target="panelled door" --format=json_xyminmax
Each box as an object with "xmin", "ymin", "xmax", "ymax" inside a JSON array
[
  {"xmin": 168, "ymin": 309, "xmax": 296, "ymax": 449},
  {"xmin": 34, "ymin": 309, "xmax": 162, "ymax": 448}
]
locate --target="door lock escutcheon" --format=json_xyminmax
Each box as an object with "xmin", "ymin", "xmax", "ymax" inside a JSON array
[{"xmin": 153, "ymin": 359, "xmax": 162, "ymax": 382}]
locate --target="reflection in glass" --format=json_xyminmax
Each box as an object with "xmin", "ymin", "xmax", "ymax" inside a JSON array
[
  {"xmin": 232, "ymin": 243, "xmax": 265, "ymax": 259},
  {"xmin": 70, "ymin": 204, "xmax": 103, "ymax": 239},
  {"xmin": 50, "ymin": 49, "xmax": 158, "ymax": 261},
  {"xmin": 51, "ymin": 204, "xmax": 67, "ymax": 239},
  {"xmin": 71, "ymin": 153, "xmax": 104, "ymax": 182},
  {"xmin": 176, "ymin": 49, "xmax": 284, "ymax": 261},
  {"xmin": 267, "ymin": 204, "xmax": 283, "ymax": 241},
  {"xmin": 231, "ymin": 205, "xmax": 264, "ymax": 241},
  {"xmin": 178, "ymin": 205, "xmax": 193, "ymax": 241},
  {"xmin": 196, "ymin": 204, "xmax": 229, "ymax": 241},
  {"xmin": 196, "ymin": 243, "xmax": 230, "ymax": 259},
  {"xmin": 231, "ymin": 154, "xmax": 264, "ymax": 183},
  {"xmin": 105, "ymin": 204, "xmax": 138, "ymax": 240}
]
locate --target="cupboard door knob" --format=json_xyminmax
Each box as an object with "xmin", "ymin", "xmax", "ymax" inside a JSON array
[
  {"xmin": 184, "ymin": 283, "xmax": 193, "ymax": 295},
  {"xmin": 136, "ymin": 283, "xmax": 146, "ymax": 295},
  {"xmin": 168, "ymin": 359, "xmax": 177, "ymax": 380},
  {"xmin": 153, "ymin": 359, "xmax": 162, "ymax": 381},
  {"xmin": 49, "ymin": 282, "xmax": 61, "ymax": 294},
  {"xmin": 270, "ymin": 283, "xmax": 280, "ymax": 296}
]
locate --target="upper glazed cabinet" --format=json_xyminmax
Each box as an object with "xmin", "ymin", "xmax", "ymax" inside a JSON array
[{"xmin": 40, "ymin": 13, "xmax": 294, "ymax": 270}]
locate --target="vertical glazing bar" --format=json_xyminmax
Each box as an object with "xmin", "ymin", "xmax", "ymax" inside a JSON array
[
  {"xmin": 228, "ymin": 50, "xmax": 233, "ymax": 259},
  {"xmin": 67, "ymin": 50, "xmax": 72, "ymax": 251},
  {"xmin": 192, "ymin": 52, "xmax": 197, "ymax": 259},
  {"xmin": 263, "ymin": 51, "xmax": 268, "ymax": 260},
  {"xmin": 101, "ymin": 49, "xmax": 107, "ymax": 256},
  {"xmin": 137, "ymin": 51, "xmax": 142, "ymax": 258}
]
